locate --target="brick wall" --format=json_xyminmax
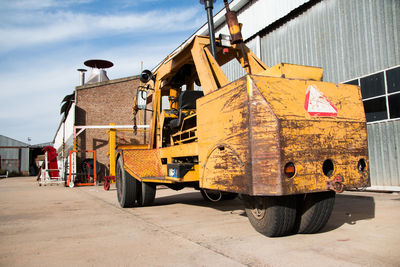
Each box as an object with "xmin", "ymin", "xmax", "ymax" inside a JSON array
[{"xmin": 75, "ymin": 75, "xmax": 143, "ymax": 179}]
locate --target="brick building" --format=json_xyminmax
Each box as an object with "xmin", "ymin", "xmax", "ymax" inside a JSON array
[{"xmin": 74, "ymin": 75, "xmax": 142, "ymax": 179}]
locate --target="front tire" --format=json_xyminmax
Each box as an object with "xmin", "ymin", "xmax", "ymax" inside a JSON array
[
  {"xmin": 295, "ymin": 191, "xmax": 336, "ymax": 234},
  {"xmin": 242, "ymin": 195, "xmax": 297, "ymax": 237},
  {"xmin": 116, "ymin": 156, "xmax": 137, "ymax": 208},
  {"xmin": 138, "ymin": 182, "xmax": 156, "ymax": 206}
]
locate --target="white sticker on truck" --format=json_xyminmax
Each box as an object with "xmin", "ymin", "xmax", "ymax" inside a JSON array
[{"xmin": 304, "ymin": 85, "xmax": 338, "ymax": 117}]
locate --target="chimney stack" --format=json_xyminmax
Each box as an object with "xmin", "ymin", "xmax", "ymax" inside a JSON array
[{"xmin": 77, "ymin": 69, "xmax": 87, "ymax": 86}]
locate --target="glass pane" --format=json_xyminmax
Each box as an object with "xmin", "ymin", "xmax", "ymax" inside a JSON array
[
  {"xmin": 360, "ymin": 72, "xmax": 385, "ymax": 99},
  {"xmin": 389, "ymin": 93, "xmax": 400, "ymax": 119},
  {"xmin": 386, "ymin": 67, "xmax": 400, "ymax": 93},
  {"xmin": 161, "ymin": 96, "xmax": 170, "ymax": 110},
  {"xmin": 363, "ymin": 97, "xmax": 387, "ymax": 122},
  {"xmin": 344, "ymin": 79, "xmax": 359, "ymax": 86},
  {"xmin": 137, "ymin": 90, "xmax": 147, "ymax": 109}
]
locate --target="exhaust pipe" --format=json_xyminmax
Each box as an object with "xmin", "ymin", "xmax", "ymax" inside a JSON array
[
  {"xmin": 223, "ymin": 0, "xmax": 250, "ymax": 71},
  {"xmin": 200, "ymin": 0, "xmax": 217, "ymax": 59},
  {"xmin": 77, "ymin": 69, "xmax": 87, "ymax": 86}
]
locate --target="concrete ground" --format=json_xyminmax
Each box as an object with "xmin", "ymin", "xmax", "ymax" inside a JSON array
[{"xmin": 0, "ymin": 177, "xmax": 399, "ymax": 267}]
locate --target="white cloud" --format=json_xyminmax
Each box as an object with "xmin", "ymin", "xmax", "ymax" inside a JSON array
[
  {"xmin": 0, "ymin": 7, "xmax": 203, "ymax": 53},
  {"xmin": 0, "ymin": 38, "xmax": 180, "ymax": 143},
  {"xmin": 0, "ymin": 0, "xmax": 93, "ymax": 10}
]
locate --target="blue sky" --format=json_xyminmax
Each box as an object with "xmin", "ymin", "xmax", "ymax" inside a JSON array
[{"xmin": 0, "ymin": 0, "xmax": 225, "ymax": 145}]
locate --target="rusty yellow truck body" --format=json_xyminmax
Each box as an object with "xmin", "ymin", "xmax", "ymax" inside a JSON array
[{"xmin": 115, "ymin": 34, "xmax": 369, "ymax": 237}]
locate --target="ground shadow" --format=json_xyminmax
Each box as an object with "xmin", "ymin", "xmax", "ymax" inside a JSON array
[
  {"xmin": 154, "ymin": 191, "xmax": 246, "ymax": 214},
  {"xmin": 93, "ymin": 138, "xmax": 108, "ymax": 150},
  {"xmin": 153, "ymin": 191, "xmax": 376, "ymax": 230},
  {"xmin": 321, "ymin": 194, "xmax": 375, "ymax": 233}
]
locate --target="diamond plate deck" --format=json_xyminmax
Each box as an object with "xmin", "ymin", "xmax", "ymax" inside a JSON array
[{"xmin": 123, "ymin": 149, "xmax": 164, "ymax": 179}]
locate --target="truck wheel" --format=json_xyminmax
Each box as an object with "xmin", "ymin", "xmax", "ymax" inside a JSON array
[
  {"xmin": 296, "ymin": 191, "xmax": 336, "ymax": 234},
  {"xmin": 242, "ymin": 195, "xmax": 296, "ymax": 237},
  {"xmin": 138, "ymin": 182, "xmax": 156, "ymax": 206},
  {"xmin": 116, "ymin": 157, "xmax": 137, "ymax": 208}
]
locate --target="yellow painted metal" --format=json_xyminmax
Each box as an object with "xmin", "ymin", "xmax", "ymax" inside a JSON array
[
  {"xmin": 169, "ymin": 88, "xmax": 180, "ymax": 110},
  {"xmin": 259, "ymin": 63, "xmax": 323, "ymax": 81},
  {"xmin": 164, "ymin": 165, "xmax": 199, "ymax": 182},
  {"xmin": 233, "ymin": 43, "xmax": 268, "ymax": 75},
  {"xmin": 118, "ymin": 144, "xmax": 150, "ymax": 150},
  {"xmin": 191, "ymin": 37, "xmax": 219, "ymax": 95},
  {"xmin": 141, "ymin": 177, "xmax": 173, "ymax": 183},
  {"xmin": 123, "ymin": 149, "xmax": 164, "ymax": 179},
  {"xmin": 73, "ymin": 136, "xmax": 77, "ymax": 151},
  {"xmin": 159, "ymin": 142, "xmax": 198, "ymax": 159},
  {"xmin": 118, "ymin": 34, "xmax": 368, "ymax": 196},
  {"xmin": 122, "ymin": 143, "xmax": 199, "ymax": 183},
  {"xmin": 108, "ymin": 123, "xmax": 116, "ymax": 177},
  {"xmin": 197, "ymin": 75, "xmax": 368, "ymax": 195},
  {"xmin": 204, "ymin": 47, "xmax": 230, "ymax": 88}
]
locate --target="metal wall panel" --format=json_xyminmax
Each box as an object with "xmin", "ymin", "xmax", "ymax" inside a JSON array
[
  {"xmin": 260, "ymin": 0, "xmax": 400, "ymax": 83},
  {"xmin": 0, "ymin": 135, "xmax": 28, "ymax": 147},
  {"xmin": 195, "ymin": 0, "xmax": 309, "ymax": 41},
  {"xmin": 213, "ymin": 0, "xmax": 310, "ymax": 41},
  {"xmin": 0, "ymin": 135, "xmax": 29, "ymax": 173},
  {"xmin": 220, "ymin": 37, "xmax": 259, "ymax": 82},
  {"xmin": 367, "ymin": 120, "xmax": 400, "ymax": 188}
]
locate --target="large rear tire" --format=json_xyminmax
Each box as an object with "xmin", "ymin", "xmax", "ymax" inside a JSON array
[
  {"xmin": 242, "ymin": 195, "xmax": 297, "ymax": 237},
  {"xmin": 116, "ymin": 157, "xmax": 137, "ymax": 208},
  {"xmin": 138, "ymin": 182, "xmax": 156, "ymax": 206},
  {"xmin": 296, "ymin": 191, "xmax": 336, "ymax": 234}
]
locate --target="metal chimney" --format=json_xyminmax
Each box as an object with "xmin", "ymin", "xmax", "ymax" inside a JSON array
[
  {"xmin": 77, "ymin": 69, "xmax": 87, "ymax": 86},
  {"xmin": 84, "ymin": 59, "xmax": 114, "ymax": 84}
]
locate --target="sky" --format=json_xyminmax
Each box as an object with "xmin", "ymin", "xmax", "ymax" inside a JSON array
[{"xmin": 0, "ymin": 0, "xmax": 225, "ymax": 145}]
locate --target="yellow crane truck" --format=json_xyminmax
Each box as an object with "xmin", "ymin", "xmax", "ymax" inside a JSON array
[{"xmin": 115, "ymin": 0, "xmax": 369, "ymax": 237}]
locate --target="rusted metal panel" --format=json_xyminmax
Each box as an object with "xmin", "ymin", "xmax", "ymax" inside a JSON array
[
  {"xmin": 246, "ymin": 77, "xmax": 281, "ymax": 195},
  {"xmin": 259, "ymin": 63, "xmax": 323, "ymax": 81},
  {"xmin": 197, "ymin": 77, "xmax": 252, "ymax": 194},
  {"xmin": 122, "ymin": 149, "xmax": 164, "ymax": 179},
  {"xmin": 252, "ymin": 76, "xmax": 366, "ymax": 122},
  {"xmin": 279, "ymin": 120, "xmax": 369, "ymax": 194},
  {"xmin": 197, "ymin": 73, "xmax": 369, "ymax": 196},
  {"xmin": 252, "ymin": 75, "xmax": 369, "ymax": 194}
]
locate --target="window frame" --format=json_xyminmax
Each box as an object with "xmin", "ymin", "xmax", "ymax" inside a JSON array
[{"xmin": 342, "ymin": 65, "xmax": 400, "ymax": 124}]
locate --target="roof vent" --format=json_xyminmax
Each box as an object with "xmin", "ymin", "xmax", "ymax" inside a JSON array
[
  {"xmin": 77, "ymin": 68, "xmax": 87, "ymax": 86},
  {"xmin": 84, "ymin": 59, "xmax": 114, "ymax": 84}
]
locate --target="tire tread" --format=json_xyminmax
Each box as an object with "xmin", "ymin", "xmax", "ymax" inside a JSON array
[{"xmin": 298, "ymin": 191, "xmax": 336, "ymax": 234}]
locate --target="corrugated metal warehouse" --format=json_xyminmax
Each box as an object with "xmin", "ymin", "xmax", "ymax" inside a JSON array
[
  {"xmin": 0, "ymin": 135, "xmax": 29, "ymax": 175},
  {"xmin": 190, "ymin": 0, "xmax": 399, "ymax": 190}
]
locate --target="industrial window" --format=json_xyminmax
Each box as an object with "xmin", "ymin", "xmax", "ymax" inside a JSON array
[{"xmin": 343, "ymin": 65, "xmax": 400, "ymax": 123}]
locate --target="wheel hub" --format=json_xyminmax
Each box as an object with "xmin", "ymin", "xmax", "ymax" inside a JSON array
[{"xmin": 251, "ymin": 207, "xmax": 266, "ymax": 219}]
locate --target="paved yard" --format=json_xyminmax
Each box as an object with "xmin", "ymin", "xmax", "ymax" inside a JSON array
[{"xmin": 0, "ymin": 177, "xmax": 399, "ymax": 266}]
